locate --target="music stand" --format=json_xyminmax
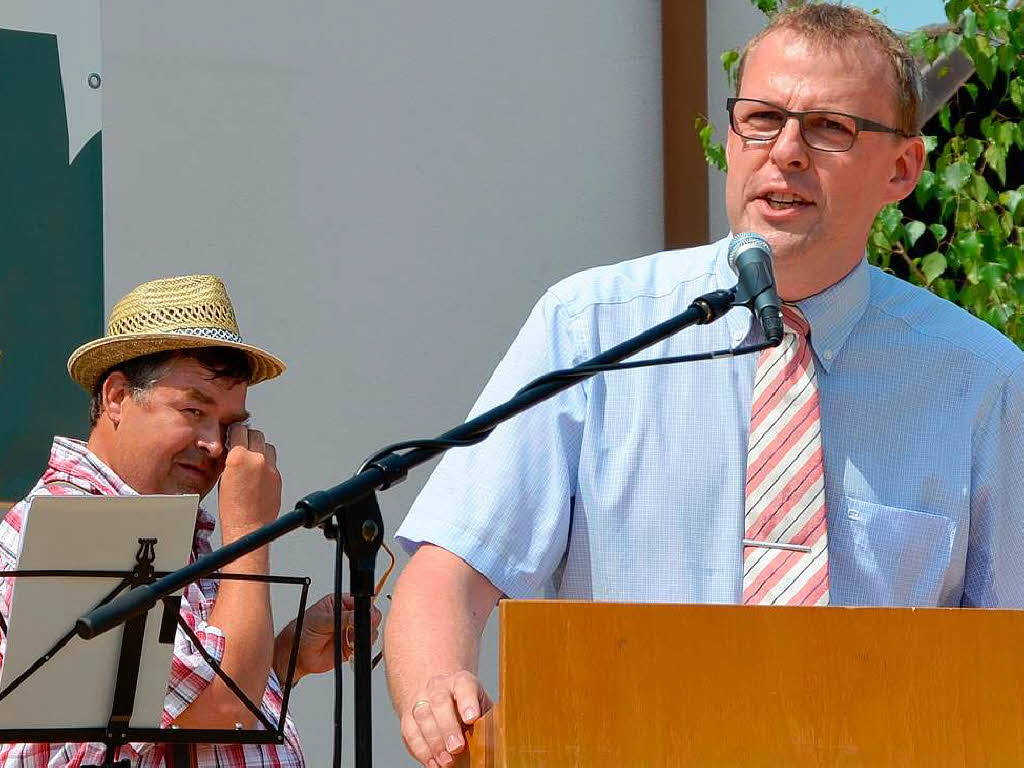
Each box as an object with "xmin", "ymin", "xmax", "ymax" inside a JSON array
[{"xmin": 0, "ymin": 494, "xmax": 311, "ymax": 767}]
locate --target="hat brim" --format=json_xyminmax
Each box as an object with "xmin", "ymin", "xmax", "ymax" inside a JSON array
[{"xmin": 68, "ymin": 333, "xmax": 287, "ymax": 393}]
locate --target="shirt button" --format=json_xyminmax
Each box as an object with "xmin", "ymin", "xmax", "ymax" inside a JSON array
[
  {"xmin": 732, "ymin": 330, "xmax": 744, "ymax": 341},
  {"xmin": 823, "ymin": 349, "xmax": 834, "ymax": 361}
]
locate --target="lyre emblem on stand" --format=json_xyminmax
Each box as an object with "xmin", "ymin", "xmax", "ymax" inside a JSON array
[{"xmin": 131, "ymin": 538, "xmax": 157, "ymax": 586}]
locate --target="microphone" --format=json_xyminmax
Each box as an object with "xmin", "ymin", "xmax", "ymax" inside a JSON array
[{"xmin": 728, "ymin": 233, "xmax": 783, "ymax": 344}]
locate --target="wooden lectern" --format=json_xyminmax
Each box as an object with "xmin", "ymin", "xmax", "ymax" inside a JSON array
[{"xmin": 459, "ymin": 600, "xmax": 1024, "ymax": 766}]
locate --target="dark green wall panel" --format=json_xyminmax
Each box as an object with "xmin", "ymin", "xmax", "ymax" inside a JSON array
[{"xmin": 0, "ymin": 28, "xmax": 103, "ymax": 500}]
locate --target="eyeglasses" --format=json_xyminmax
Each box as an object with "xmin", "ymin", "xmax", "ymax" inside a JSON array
[{"xmin": 727, "ymin": 97, "xmax": 914, "ymax": 152}]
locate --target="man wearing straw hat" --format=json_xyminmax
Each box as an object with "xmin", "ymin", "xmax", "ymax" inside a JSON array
[{"xmin": 0, "ymin": 275, "xmax": 376, "ymax": 766}]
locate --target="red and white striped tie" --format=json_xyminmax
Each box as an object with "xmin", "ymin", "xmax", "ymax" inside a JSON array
[{"xmin": 742, "ymin": 305, "xmax": 829, "ymax": 606}]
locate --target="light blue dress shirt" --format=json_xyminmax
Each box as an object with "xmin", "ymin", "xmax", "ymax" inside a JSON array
[{"xmin": 396, "ymin": 237, "xmax": 1024, "ymax": 607}]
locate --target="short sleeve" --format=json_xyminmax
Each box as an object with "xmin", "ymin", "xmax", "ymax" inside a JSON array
[
  {"xmin": 962, "ymin": 361, "xmax": 1024, "ymax": 606},
  {"xmin": 395, "ymin": 290, "xmax": 587, "ymax": 598}
]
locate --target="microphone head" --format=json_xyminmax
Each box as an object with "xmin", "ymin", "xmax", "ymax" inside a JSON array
[{"xmin": 727, "ymin": 232, "xmax": 772, "ymax": 274}]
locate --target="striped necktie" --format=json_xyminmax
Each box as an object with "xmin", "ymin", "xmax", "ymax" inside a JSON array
[{"xmin": 742, "ymin": 305, "xmax": 830, "ymax": 606}]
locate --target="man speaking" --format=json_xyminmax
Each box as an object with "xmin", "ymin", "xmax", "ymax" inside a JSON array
[{"xmin": 385, "ymin": 5, "xmax": 1024, "ymax": 767}]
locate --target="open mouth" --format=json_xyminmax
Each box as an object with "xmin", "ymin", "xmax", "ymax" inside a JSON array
[{"xmin": 761, "ymin": 192, "xmax": 813, "ymax": 211}]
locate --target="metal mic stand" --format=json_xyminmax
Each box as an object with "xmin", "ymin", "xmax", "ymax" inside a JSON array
[{"xmin": 76, "ymin": 286, "xmax": 750, "ymax": 768}]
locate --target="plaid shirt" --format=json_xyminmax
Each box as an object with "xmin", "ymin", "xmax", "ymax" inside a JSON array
[{"xmin": 0, "ymin": 438, "xmax": 305, "ymax": 767}]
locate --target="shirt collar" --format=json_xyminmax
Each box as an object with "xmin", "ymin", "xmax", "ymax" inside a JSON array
[
  {"xmin": 794, "ymin": 257, "xmax": 870, "ymax": 373},
  {"xmin": 43, "ymin": 436, "xmax": 217, "ymax": 541},
  {"xmin": 45, "ymin": 436, "xmax": 138, "ymax": 496},
  {"xmin": 715, "ymin": 236, "xmax": 870, "ymax": 372}
]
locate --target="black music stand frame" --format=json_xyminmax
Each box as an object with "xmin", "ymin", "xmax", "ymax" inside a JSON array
[{"xmin": 0, "ymin": 553, "xmax": 311, "ymax": 768}]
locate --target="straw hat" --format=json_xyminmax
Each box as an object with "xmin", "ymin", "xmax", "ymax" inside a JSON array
[{"xmin": 68, "ymin": 274, "xmax": 286, "ymax": 392}]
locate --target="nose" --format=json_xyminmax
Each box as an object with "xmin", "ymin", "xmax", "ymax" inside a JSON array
[
  {"xmin": 768, "ymin": 115, "xmax": 810, "ymax": 171},
  {"xmin": 196, "ymin": 423, "xmax": 226, "ymax": 460}
]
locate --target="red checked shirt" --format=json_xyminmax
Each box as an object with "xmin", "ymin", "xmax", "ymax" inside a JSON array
[{"xmin": 0, "ymin": 437, "xmax": 306, "ymax": 767}]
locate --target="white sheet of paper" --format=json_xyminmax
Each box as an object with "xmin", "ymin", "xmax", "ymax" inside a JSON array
[{"xmin": 0, "ymin": 494, "xmax": 199, "ymax": 729}]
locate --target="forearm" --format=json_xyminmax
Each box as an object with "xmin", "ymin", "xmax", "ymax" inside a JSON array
[
  {"xmin": 272, "ymin": 621, "xmax": 298, "ymax": 684},
  {"xmin": 384, "ymin": 546, "xmax": 498, "ymax": 715},
  {"xmin": 174, "ymin": 544, "xmax": 274, "ymax": 728}
]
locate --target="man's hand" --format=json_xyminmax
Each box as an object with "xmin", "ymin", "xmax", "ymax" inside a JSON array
[
  {"xmin": 385, "ymin": 545, "xmax": 501, "ymax": 767},
  {"xmin": 400, "ymin": 671, "xmax": 492, "ymax": 767},
  {"xmin": 274, "ymin": 593, "xmax": 383, "ymax": 682},
  {"xmin": 218, "ymin": 423, "xmax": 281, "ymax": 538}
]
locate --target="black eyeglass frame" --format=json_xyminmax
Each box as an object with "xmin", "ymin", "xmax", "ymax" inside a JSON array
[{"xmin": 726, "ymin": 97, "xmax": 917, "ymax": 152}]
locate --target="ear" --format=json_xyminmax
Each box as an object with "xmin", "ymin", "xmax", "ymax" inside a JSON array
[
  {"xmin": 884, "ymin": 135, "xmax": 926, "ymax": 204},
  {"xmin": 101, "ymin": 371, "xmax": 131, "ymax": 427}
]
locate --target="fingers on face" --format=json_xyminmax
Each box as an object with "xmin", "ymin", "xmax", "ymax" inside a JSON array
[
  {"xmin": 247, "ymin": 428, "xmax": 266, "ymax": 452},
  {"xmin": 226, "ymin": 422, "xmax": 248, "ymax": 451},
  {"xmin": 225, "ymin": 424, "xmax": 276, "ymax": 463}
]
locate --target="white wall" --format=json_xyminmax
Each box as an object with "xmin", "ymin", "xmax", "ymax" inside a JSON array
[
  {"xmin": 706, "ymin": 0, "xmax": 770, "ymax": 239},
  {"xmin": 102, "ymin": 2, "xmax": 662, "ymax": 764}
]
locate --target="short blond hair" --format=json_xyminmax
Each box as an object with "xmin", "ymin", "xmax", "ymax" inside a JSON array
[{"xmin": 736, "ymin": 3, "xmax": 922, "ymax": 134}]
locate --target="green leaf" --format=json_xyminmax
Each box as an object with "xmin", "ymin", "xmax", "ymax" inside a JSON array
[
  {"xmin": 985, "ymin": 141, "xmax": 1008, "ymax": 186},
  {"xmin": 949, "ymin": 0, "xmax": 972, "ymax": 26},
  {"xmin": 998, "ymin": 122, "xmax": 1016, "ymax": 151},
  {"xmin": 752, "ymin": 0, "xmax": 778, "ymax": 15},
  {"xmin": 965, "ymin": 137, "xmax": 984, "ymax": 162},
  {"xmin": 939, "ymin": 103, "xmax": 952, "ymax": 133},
  {"xmin": 906, "ymin": 30, "xmax": 929, "ymax": 58},
  {"xmin": 955, "ymin": 230, "xmax": 984, "ymax": 262},
  {"xmin": 998, "ymin": 42, "xmax": 1017, "ymax": 73},
  {"xmin": 905, "ymin": 220, "xmax": 927, "ymax": 246},
  {"xmin": 1011, "ymin": 80, "xmax": 1024, "ymax": 112},
  {"xmin": 923, "ymin": 134, "xmax": 939, "ymax": 154},
  {"xmin": 942, "ymin": 160, "xmax": 972, "ymax": 192},
  {"xmin": 986, "ymin": 8, "xmax": 1010, "ymax": 34},
  {"xmin": 929, "ymin": 223, "xmax": 948, "ymax": 243},
  {"xmin": 921, "ymin": 252, "xmax": 947, "ymax": 284},
  {"xmin": 880, "ymin": 205, "xmax": 902, "ymax": 238},
  {"xmin": 979, "ymin": 209, "xmax": 1003, "ymax": 237},
  {"xmin": 964, "ymin": 82, "xmax": 979, "ymax": 102},
  {"xmin": 980, "ymin": 116, "xmax": 995, "ymax": 141},
  {"xmin": 972, "ymin": 172, "xmax": 993, "ymax": 203},
  {"xmin": 721, "ymin": 49, "xmax": 739, "ymax": 74},
  {"xmin": 972, "ymin": 39, "xmax": 997, "ymax": 89},
  {"xmin": 963, "ymin": 8, "xmax": 978, "ymax": 38},
  {"xmin": 981, "ymin": 263, "xmax": 1007, "ymax": 290},
  {"xmin": 1001, "ymin": 189, "xmax": 1024, "ymax": 217},
  {"xmin": 938, "ymin": 32, "xmax": 961, "ymax": 57},
  {"xmin": 915, "ymin": 169, "xmax": 936, "ymax": 207}
]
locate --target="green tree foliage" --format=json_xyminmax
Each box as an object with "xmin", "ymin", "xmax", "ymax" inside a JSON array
[{"xmin": 698, "ymin": 0, "xmax": 1024, "ymax": 345}]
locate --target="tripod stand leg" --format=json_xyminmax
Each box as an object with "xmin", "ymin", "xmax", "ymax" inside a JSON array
[{"xmin": 343, "ymin": 494, "xmax": 383, "ymax": 768}]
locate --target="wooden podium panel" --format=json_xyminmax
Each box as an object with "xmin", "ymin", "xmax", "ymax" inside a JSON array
[{"xmin": 460, "ymin": 601, "xmax": 1024, "ymax": 766}]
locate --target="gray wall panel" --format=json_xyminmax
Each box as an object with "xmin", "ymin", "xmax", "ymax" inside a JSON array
[
  {"xmin": 102, "ymin": 2, "xmax": 662, "ymax": 764},
  {"xmin": 706, "ymin": 0, "xmax": 767, "ymax": 240}
]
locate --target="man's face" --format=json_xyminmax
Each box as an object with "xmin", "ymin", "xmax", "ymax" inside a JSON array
[
  {"xmin": 725, "ymin": 30, "xmax": 924, "ymax": 300},
  {"xmin": 106, "ymin": 356, "xmax": 250, "ymax": 496}
]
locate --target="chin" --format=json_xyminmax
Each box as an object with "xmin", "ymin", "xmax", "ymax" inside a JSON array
[{"xmin": 167, "ymin": 479, "xmax": 212, "ymax": 497}]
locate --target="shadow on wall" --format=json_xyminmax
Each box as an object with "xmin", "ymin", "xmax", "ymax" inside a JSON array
[{"xmin": 0, "ymin": 28, "xmax": 102, "ymax": 503}]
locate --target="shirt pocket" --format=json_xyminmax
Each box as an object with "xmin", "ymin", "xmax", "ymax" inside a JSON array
[{"xmin": 834, "ymin": 498, "xmax": 956, "ymax": 606}]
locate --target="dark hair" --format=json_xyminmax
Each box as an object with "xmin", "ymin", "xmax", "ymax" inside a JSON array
[
  {"xmin": 736, "ymin": 4, "xmax": 922, "ymax": 134},
  {"xmin": 89, "ymin": 347, "xmax": 253, "ymax": 426}
]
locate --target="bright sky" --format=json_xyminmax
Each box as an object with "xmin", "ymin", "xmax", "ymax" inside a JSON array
[{"xmin": 848, "ymin": 0, "xmax": 948, "ymax": 33}]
